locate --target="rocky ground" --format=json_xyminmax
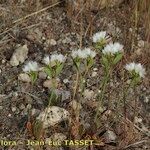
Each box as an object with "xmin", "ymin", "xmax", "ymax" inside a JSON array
[{"xmin": 0, "ymin": 1, "xmax": 150, "ymax": 150}]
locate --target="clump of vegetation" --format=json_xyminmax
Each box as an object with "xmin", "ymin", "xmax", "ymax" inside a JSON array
[{"xmin": 21, "ymin": 31, "xmax": 146, "ymax": 148}]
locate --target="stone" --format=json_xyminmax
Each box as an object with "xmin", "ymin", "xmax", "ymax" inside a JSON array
[
  {"xmin": 83, "ymin": 89, "xmax": 95, "ymax": 100},
  {"xmin": 50, "ymin": 39, "xmax": 57, "ymax": 46},
  {"xmin": 69, "ymin": 100, "xmax": 82, "ymax": 110},
  {"xmin": 37, "ymin": 106, "xmax": 70, "ymax": 128},
  {"xmin": 63, "ymin": 79, "xmax": 69, "ymax": 84},
  {"xmin": 39, "ymin": 71, "xmax": 47, "ymax": 79},
  {"xmin": 92, "ymin": 71, "xmax": 97, "ymax": 77},
  {"xmin": 31, "ymin": 108, "xmax": 41, "ymax": 116},
  {"xmin": 105, "ymin": 130, "xmax": 117, "ymax": 141},
  {"xmin": 11, "ymin": 107, "xmax": 17, "ymax": 112},
  {"xmin": 18, "ymin": 73, "xmax": 31, "ymax": 82},
  {"xmin": 54, "ymin": 89, "xmax": 71, "ymax": 101},
  {"xmin": 138, "ymin": 40, "xmax": 145, "ymax": 47},
  {"xmin": 10, "ymin": 45, "xmax": 28, "ymax": 66},
  {"xmin": 19, "ymin": 104, "xmax": 25, "ymax": 110},
  {"xmin": 43, "ymin": 80, "xmax": 52, "ymax": 88}
]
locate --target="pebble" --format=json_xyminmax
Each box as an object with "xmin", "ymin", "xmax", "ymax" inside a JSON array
[
  {"xmin": 37, "ymin": 106, "xmax": 70, "ymax": 128},
  {"xmin": 50, "ymin": 39, "xmax": 57, "ymax": 46},
  {"xmin": 54, "ymin": 89, "xmax": 70, "ymax": 101},
  {"xmin": 11, "ymin": 107, "xmax": 17, "ymax": 112},
  {"xmin": 10, "ymin": 45, "xmax": 28, "ymax": 66},
  {"xmin": 2, "ymin": 59, "xmax": 6, "ymax": 64},
  {"xmin": 105, "ymin": 130, "xmax": 117, "ymax": 141},
  {"xmin": 83, "ymin": 89, "xmax": 95, "ymax": 100},
  {"xmin": 134, "ymin": 117, "xmax": 142, "ymax": 123},
  {"xmin": 93, "ymin": 68, "xmax": 98, "ymax": 71},
  {"xmin": 144, "ymin": 97, "xmax": 149, "ymax": 103},
  {"xmin": 18, "ymin": 73, "xmax": 31, "ymax": 82},
  {"xmin": 92, "ymin": 71, "xmax": 97, "ymax": 77},
  {"xmin": 39, "ymin": 71, "xmax": 47, "ymax": 79},
  {"xmin": 8, "ymin": 114, "xmax": 12, "ymax": 117},
  {"xmin": 43, "ymin": 80, "xmax": 52, "ymax": 88},
  {"xmin": 31, "ymin": 108, "xmax": 40, "ymax": 116},
  {"xmin": 19, "ymin": 104, "xmax": 25, "ymax": 110},
  {"xmin": 69, "ymin": 100, "xmax": 82, "ymax": 110},
  {"xmin": 63, "ymin": 79, "xmax": 69, "ymax": 84},
  {"xmin": 26, "ymin": 104, "xmax": 32, "ymax": 109},
  {"xmin": 138, "ymin": 40, "xmax": 145, "ymax": 47}
]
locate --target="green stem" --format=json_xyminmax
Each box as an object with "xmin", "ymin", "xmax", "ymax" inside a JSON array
[
  {"xmin": 94, "ymin": 70, "xmax": 110, "ymax": 123},
  {"xmin": 73, "ymin": 71, "xmax": 79, "ymax": 101},
  {"xmin": 123, "ymin": 79, "xmax": 134, "ymax": 119}
]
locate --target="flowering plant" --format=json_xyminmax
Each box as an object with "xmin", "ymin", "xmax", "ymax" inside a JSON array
[
  {"xmin": 125, "ymin": 62, "xmax": 145, "ymax": 85},
  {"xmin": 93, "ymin": 31, "xmax": 108, "ymax": 50},
  {"xmin": 71, "ymin": 48, "xmax": 96, "ymax": 72},
  {"xmin": 43, "ymin": 54, "xmax": 66, "ymax": 78},
  {"xmin": 102, "ymin": 42, "xmax": 124, "ymax": 69},
  {"xmin": 23, "ymin": 61, "xmax": 39, "ymax": 84}
]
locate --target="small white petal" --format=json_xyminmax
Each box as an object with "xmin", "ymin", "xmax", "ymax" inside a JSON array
[
  {"xmin": 93, "ymin": 31, "xmax": 107, "ymax": 43},
  {"xmin": 23, "ymin": 61, "xmax": 39, "ymax": 72},
  {"xmin": 43, "ymin": 55, "xmax": 50, "ymax": 65},
  {"xmin": 125, "ymin": 62, "xmax": 146, "ymax": 78},
  {"xmin": 50, "ymin": 54, "xmax": 66, "ymax": 63},
  {"xmin": 71, "ymin": 48, "xmax": 96, "ymax": 59},
  {"xmin": 103, "ymin": 42, "xmax": 123, "ymax": 55},
  {"xmin": 83, "ymin": 48, "xmax": 96, "ymax": 58}
]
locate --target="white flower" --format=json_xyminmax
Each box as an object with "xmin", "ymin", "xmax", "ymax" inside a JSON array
[
  {"xmin": 83, "ymin": 48, "xmax": 96, "ymax": 58},
  {"xmin": 125, "ymin": 62, "xmax": 146, "ymax": 78},
  {"xmin": 43, "ymin": 55, "xmax": 50, "ymax": 65},
  {"xmin": 71, "ymin": 48, "xmax": 96, "ymax": 59},
  {"xmin": 92, "ymin": 31, "xmax": 107, "ymax": 43},
  {"xmin": 23, "ymin": 61, "xmax": 39, "ymax": 72},
  {"xmin": 71, "ymin": 49, "xmax": 86, "ymax": 59},
  {"xmin": 50, "ymin": 54, "xmax": 66, "ymax": 63},
  {"xmin": 102, "ymin": 42, "xmax": 123, "ymax": 55}
]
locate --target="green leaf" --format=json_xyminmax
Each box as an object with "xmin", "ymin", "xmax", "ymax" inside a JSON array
[
  {"xmin": 101, "ymin": 55, "xmax": 109, "ymax": 67},
  {"xmin": 113, "ymin": 53, "xmax": 123, "ymax": 65},
  {"xmin": 55, "ymin": 64, "xmax": 64, "ymax": 76},
  {"xmin": 95, "ymin": 40, "xmax": 106, "ymax": 51},
  {"xmin": 30, "ymin": 71, "xmax": 37, "ymax": 84},
  {"xmin": 87, "ymin": 57, "xmax": 94, "ymax": 69},
  {"xmin": 44, "ymin": 66, "xmax": 52, "ymax": 78},
  {"xmin": 73, "ymin": 58, "xmax": 80, "ymax": 70}
]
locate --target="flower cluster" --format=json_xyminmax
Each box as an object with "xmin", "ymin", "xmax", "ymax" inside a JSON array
[
  {"xmin": 71, "ymin": 48, "xmax": 96, "ymax": 71},
  {"xmin": 23, "ymin": 61, "xmax": 39, "ymax": 84},
  {"xmin": 21, "ymin": 31, "xmax": 146, "ymax": 85},
  {"xmin": 125, "ymin": 62, "xmax": 146, "ymax": 78},
  {"xmin": 43, "ymin": 54, "xmax": 66, "ymax": 65},
  {"xmin": 92, "ymin": 31, "xmax": 107, "ymax": 43},
  {"xmin": 71, "ymin": 48, "xmax": 96, "ymax": 59},
  {"xmin": 43, "ymin": 54, "xmax": 66, "ymax": 78},
  {"xmin": 23, "ymin": 61, "xmax": 39, "ymax": 73},
  {"xmin": 92, "ymin": 31, "xmax": 109, "ymax": 50},
  {"xmin": 102, "ymin": 42, "xmax": 123, "ymax": 55}
]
